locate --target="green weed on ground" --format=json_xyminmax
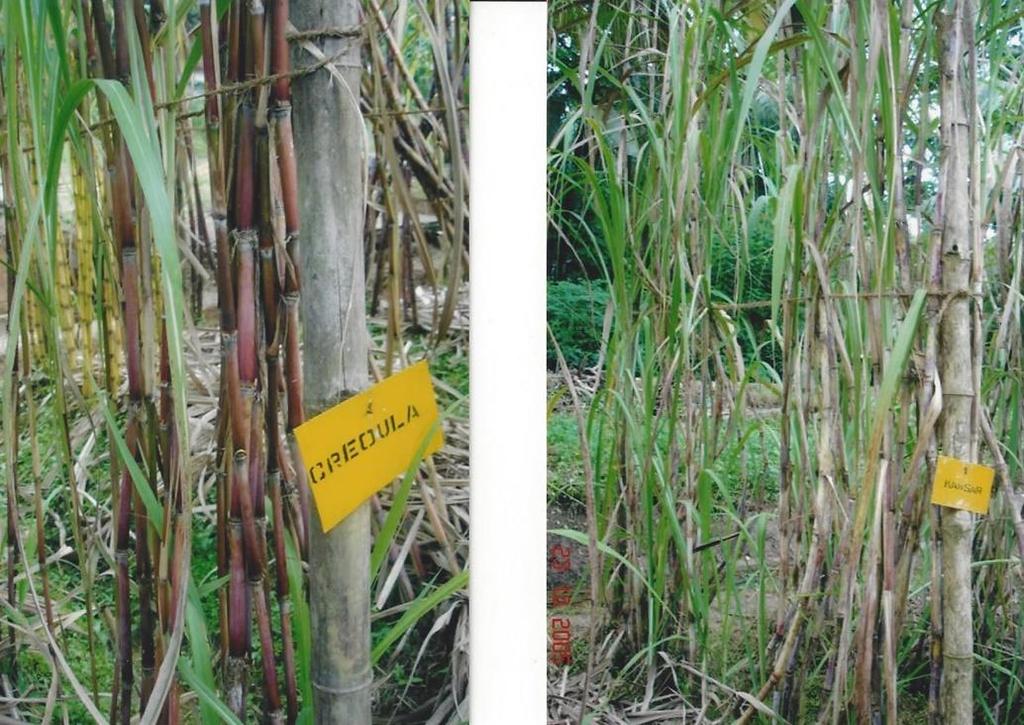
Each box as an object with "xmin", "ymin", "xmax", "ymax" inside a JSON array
[{"xmin": 548, "ymin": 412, "xmax": 585, "ymax": 508}]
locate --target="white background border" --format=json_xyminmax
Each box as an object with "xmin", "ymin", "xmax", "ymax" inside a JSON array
[{"xmin": 469, "ymin": 1, "xmax": 548, "ymax": 721}]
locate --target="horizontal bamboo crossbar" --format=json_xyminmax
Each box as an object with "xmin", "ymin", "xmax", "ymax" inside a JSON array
[{"xmin": 710, "ymin": 290, "xmax": 982, "ymax": 311}]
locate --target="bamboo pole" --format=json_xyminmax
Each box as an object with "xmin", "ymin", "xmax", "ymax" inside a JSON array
[
  {"xmin": 936, "ymin": 3, "xmax": 976, "ymax": 721},
  {"xmin": 292, "ymin": 0, "xmax": 372, "ymax": 718}
]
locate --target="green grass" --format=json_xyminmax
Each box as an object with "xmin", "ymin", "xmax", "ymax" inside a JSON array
[
  {"xmin": 0, "ymin": 390, "xmax": 119, "ymax": 720},
  {"xmin": 711, "ymin": 418, "xmax": 783, "ymax": 503},
  {"xmin": 430, "ymin": 342, "xmax": 469, "ymax": 411},
  {"xmin": 547, "ymin": 412, "xmax": 584, "ymax": 507}
]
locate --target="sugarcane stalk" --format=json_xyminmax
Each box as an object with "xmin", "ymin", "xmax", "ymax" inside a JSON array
[
  {"xmin": 104, "ymin": 4, "xmax": 157, "ymax": 717},
  {"xmin": 102, "ymin": 57, "xmax": 147, "ymax": 725},
  {"xmin": 55, "ymin": 233, "xmax": 77, "ymax": 368},
  {"xmin": 114, "ymin": 238, "xmax": 146, "ymax": 722},
  {"xmin": 181, "ymin": 126, "xmax": 213, "ymax": 320},
  {"xmin": 2, "ymin": 91, "xmax": 53, "ymax": 653},
  {"xmin": 259, "ymin": 97, "xmax": 300, "ymax": 723},
  {"xmin": 131, "ymin": 0, "xmax": 158, "ymax": 102},
  {"xmin": 156, "ymin": 323, "xmax": 182, "ymax": 724},
  {"xmin": 102, "ymin": 246, "xmax": 125, "ymax": 397},
  {"xmin": 114, "ymin": 447, "xmax": 135, "ymax": 722},
  {"xmin": 198, "ymin": 0, "xmax": 239, "ymax": 686},
  {"xmin": 164, "ymin": 475, "xmax": 188, "ymax": 725},
  {"xmin": 223, "ymin": 327, "xmax": 255, "ymax": 715},
  {"xmin": 178, "ymin": 158, "xmax": 202, "ymax": 321},
  {"xmin": 269, "ymin": 0, "xmax": 310, "ymax": 554},
  {"xmin": 71, "ymin": 157, "xmax": 96, "ymax": 395},
  {"xmin": 136, "ymin": 455, "xmax": 157, "ymax": 713},
  {"xmin": 223, "ymin": 98, "xmax": 257, "ymax": 714},
  {"xmin": 225, "ymin": 479, "xmax": 249, "ymax": 715},
  {"xmin": 239, "ymin": 87, "xmax": 286, "ymax": 717},
  {"xmin": 3, "ymin": 438, "xmax": 17, "ymax": 680},
  {"xmin": 223, "ymin": 1, "xmax": 243, "ymax": 171},
  {"xmin": 3, "ymin": 246, "xmax": 20, "ymax": 677}
]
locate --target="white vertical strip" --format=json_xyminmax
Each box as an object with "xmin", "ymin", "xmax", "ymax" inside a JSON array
[{"xmin": 469, "ymin": 2, "xmax": 547, "ymax": 721}]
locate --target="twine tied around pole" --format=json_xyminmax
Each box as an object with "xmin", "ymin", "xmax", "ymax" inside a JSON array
[{"xmin": 287, "ymin": 26, "xmax": 363, "ymax": 42}]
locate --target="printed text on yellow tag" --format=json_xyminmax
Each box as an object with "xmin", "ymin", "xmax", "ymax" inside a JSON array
[
  {"xmin": 294, "ymin": 361, "xmax": 443, "ymax": 532},
  {"xmin": 930, "ymin": 455, "xmax": 994, "ymax": 515}
]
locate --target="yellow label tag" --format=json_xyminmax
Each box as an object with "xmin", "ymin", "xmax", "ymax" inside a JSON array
[
  {"xmin": 294, "ymin": 361, "xmax": 443, "ymax": 532},
  {"xmin": 930, "ymin": 455, "xmax": 994, "ymax": 515}
]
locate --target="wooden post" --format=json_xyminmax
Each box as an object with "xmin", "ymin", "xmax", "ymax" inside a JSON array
[
  {"xmin": 937, "ymin": 2, "xmax": 975, "ymax": 720},
  {"xmin": 291, "ymin": 0, "xmax": 372, "ymax": 720}
]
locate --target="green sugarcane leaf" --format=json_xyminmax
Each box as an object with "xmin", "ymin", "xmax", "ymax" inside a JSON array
[
  {"xmin": 771, "ymin": 165, "xmax": 801, "ymax": 326},
  {"xmin": 866, "ymin": 288, "xmax": 926, "ymax": 460},
  {"xmin": 372, "ymin": 569, "xmax": 468, "ymax": 664},
  {"xmin": 99, "ymin": 395, "xmax": 165, "ymax": 534},
  {"xmin": 183, "ymin": 578, "xmax": 228, "ymax": 725},
  {"xmin": 198, "ymin": 574, "xmax": 230, "ymax": 598},
  {"xmin": 370, "ymin": 418, "xmax": 443, "ymax": 581},
  {"xmin": 550, "ymin": 528, "xmax": 668, "ymax": 611},
  {"xmin": 285, "ymin": 531, "xmax": 313, "ymax": 707},
  {"xmin": 796, "ymin": 0, "xmax": 860, "ymax": 152},
  {"xmin": 92, "ymin": 79, "xmax": 190, "ymax": 450},
  {"xmin": 370, "ymin": 392, "xmax": 462, "ymax": 582},
  {"xmin": 731, "ymin": 0, "xmax": 798, "ymax": 163},
  {"xmin": 180, "ymin": 658, "xmax": 243, "ymax": 725}
]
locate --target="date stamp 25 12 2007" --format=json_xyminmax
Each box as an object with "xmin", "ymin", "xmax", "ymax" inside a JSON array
[{"xmin": 548, "ymin": 542, "xmax": 574, "ymax": 665}]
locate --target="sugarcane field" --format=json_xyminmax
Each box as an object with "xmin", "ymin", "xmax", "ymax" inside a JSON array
[
  {"xmin": 0, "ymin": 0, "xmax": 468, "ymax": 722},
  {"xmin": 546, "ymin": 1, "xmax": 1024, "ymax": 722}
]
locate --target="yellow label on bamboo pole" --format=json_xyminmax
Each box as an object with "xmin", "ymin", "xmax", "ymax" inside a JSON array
[
  {"xmin": 930, "ymin": 455, "xmax": 994, "ymax": 515},
  {"xmin": 294, "ymin": 361, "xmax": 444, "ymax": 532}
]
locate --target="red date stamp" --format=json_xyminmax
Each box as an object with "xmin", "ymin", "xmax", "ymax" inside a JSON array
[
  {"xmin": 549, "ymin": 543, "xmax": 572, "ymax": 573},
  {"xmin": 549, "ymin": 584, "xmax": 572, "ymax": 607},
  {"xmin": 548, "ymin": 542, "xmax": 575, "ymax": 665},
  {"xmin": 549, "ymin": 616, "xmax": 572, "ymax": 665}
]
